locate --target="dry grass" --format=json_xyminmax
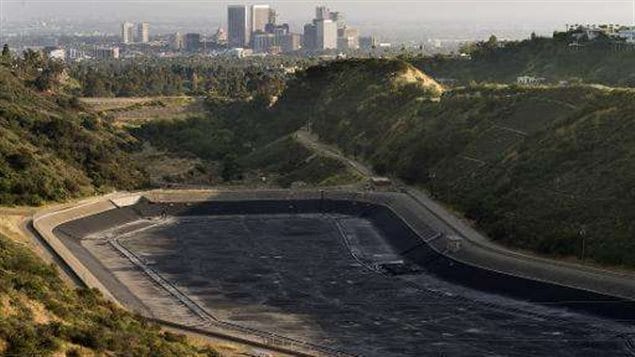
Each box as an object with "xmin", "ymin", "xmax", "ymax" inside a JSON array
[
  {"xmin": 80, "ymin": 96, "xmax": 207, "ymax": 126},
  {"xmin": 132, "ymin": 143, "xmax": 218, "ymax": 187}
]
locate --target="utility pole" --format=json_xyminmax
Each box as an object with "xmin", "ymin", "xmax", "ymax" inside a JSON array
[{"xmin": 579, "ymin": 226, "xmax": 587, "ymax": 263}]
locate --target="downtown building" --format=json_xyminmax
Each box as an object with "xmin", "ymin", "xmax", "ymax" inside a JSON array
[
  {"xmin": 121, "ymin": 22, "xmax": 135, "ymax": 44},
  {"xmin": 228, "ymin": 5, "xmax": 250, "ymax": 47},
  {"xmin": 228, "ymin": 4, "xmax": 301, "ymax": 53},
  {"xmin": 252, "ymin": 23, "xmax": 302, "ymax": 54},
  {"xmin": 137, "ymin": 22, "xmax": 150, "ymax": 43},
  {"xmin": 251, "ymin": 4, "xmax": 275, "ymax": 34},
  {"xmin": 303, "ymin": 6, "xmax": 358, "ymax": 51},
  {"xmin": 121, "ymin": 21, "xmax": 150, "ymax": 44},
  {"xmin": 184, "ymin": 33, "xmax": 202, "ymax": 52}
]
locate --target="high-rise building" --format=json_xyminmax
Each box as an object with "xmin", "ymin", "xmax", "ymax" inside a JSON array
[
  {"xmin": 316, "ymin": 19, "xmax": 337, "ymax": 50},
  {"xmin": 265, "ymin": 23, "xmax": 289, "ymax": 35},
  {"xmin": 337, "ymin": 26, "xmax": 360, "ymax": 50},
  {"xmin": 228, "ymin": 5, "xmax": 249, "ymax": 47},
  {"xmin": 315, "ymin": 6, "xmax": 330, "ymax": 20},
  {"xmin": 331, "ymin": 12, "xmax": 346, "ymax": 28},
  {"xmin": 184, "ymin": 33, "xmax": 201, "ymax": 52},
  {"xmin": 173, "ymin": 32, "xmax": 184, "ymax": 50},
  {"xmin": 121, "ymin": 22, "xmax": 135, "ymax": 44},
  {"xmin": 281, "ymin": 33, "xmax": 302, "ymax": 53},
  {"xmin": 303, "ymin": 23, "xmax": 317, "ymax": 50},
  {"xmin": 252, "ymin": 33, "xmax": 276, "ymax": 53},
  {"xmin": 360, "ymin": 35, "xmax": 380, "ymax": 49},
  {"xmin": 303, "ymin": 6, "xmax": 354, "ymax": 51},
  {"xmin": 137, "ymin": 22, "xmax": 149, "ymax": 43},
  {"xmin": 251, "ymin": 5, "xmax": 272, "ymax": 33}
]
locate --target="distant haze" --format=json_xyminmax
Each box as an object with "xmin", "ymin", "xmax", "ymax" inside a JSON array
[{"xmin": 2, "ymin": 0, "xmax": 634, "ymax": 40}]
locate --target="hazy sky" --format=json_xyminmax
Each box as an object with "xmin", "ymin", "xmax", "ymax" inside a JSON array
[{"xmin": 2, "ymin": 0, "xmax": 634, "ymax": 38}]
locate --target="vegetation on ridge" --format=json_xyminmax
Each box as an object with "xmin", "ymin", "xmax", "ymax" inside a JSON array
[
  {"xmin": 410, "ymin": 33, "xmax": 635, "ymax": 86},
  {"xmin": 0, "ymin": 52, "xmax": 147, "ymax": 205},
  {"xmin": 255, "ymin": 59, "xmax": 635, "ymax": 267}
]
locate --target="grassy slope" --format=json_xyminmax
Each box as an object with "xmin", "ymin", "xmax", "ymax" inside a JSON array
[
  {"xmin": 0, "ymin": 232, "xmax": 220, "ymax": 356},
  {"xmin": 270, "ymin": 59, "xmax": 635, "ymax": 267},
  {"xmin": 0, "ymin": 67, "xmax": 147, "ymax": 205},
  {"xmin": 0, "ymin": 67, "xmax": 222, "ymax": 356},
  {"xmin": 241, "ymin": 135, "xmax": 361, "ymax": 187}
]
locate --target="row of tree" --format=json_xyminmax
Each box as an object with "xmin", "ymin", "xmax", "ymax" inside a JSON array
[{"xmin": 69, "ymin": 57, "xmax": 318, "ymax": 98}]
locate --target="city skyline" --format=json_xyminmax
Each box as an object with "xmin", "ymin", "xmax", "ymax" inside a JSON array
[{"xmin": 4, "ymin": 1, "xmax": 634, "ymax": 29}]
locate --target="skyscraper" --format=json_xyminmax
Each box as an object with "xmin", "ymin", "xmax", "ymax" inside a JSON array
[
  {"xmin": 173, "ymin": 32, "xmax": 184, "ymax": 51},
  {"xmin": 228, "ymin": 5, "xmax": 249, "ymax": 48},
  {"xmin": 338, "ymin": 26, "xmax": 360, "ymax": 50},
  {"xmin": 303, "ymin": 6, "xmax": 354, "ymax": 51},
  {"xmin": 303, "ymin": 23, "xmax": 317, "ymax": 50},
  {"xmin": 251, "ymin": 5, "xmax": 271, "ymax": 34},
  {"xmin": 137, "ymin": 22, "xmax": 149, "ymax": 43},
  {"xmin": 316, "ymin": 19, "xmax": 337, "ymax": 50},
  {"xmin": 184, "ymin": 33, "xmax": 201, "ymax": 52},
  {"xmin": 121, "ymin": 22, "xmax": 134, "ymax": 44},
  {"xmin": 315, "ymin": 6, "xmax": 330, "ymax": 20}
]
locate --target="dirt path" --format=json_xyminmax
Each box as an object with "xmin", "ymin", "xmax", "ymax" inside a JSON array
[{"xmin": 294, "ymin": 130, "xmax": 373, "ymax": 177}]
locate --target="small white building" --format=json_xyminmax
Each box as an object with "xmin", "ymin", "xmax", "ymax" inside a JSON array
[
  {"xmin": 517, "ymin": 76, "xmax": 546, "ymax": 86},
  {"xmin": 46, "ymin": 48, "xmax": 66, "ymax": 61},
  {"xmin": 618, "ymin": 28, "xmax": 635, "ymax": 43}
]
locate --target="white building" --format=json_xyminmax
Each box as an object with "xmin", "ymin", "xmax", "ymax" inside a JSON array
[
  {"xmin": 618, "ymin": 28, "xmax": 635, "ymax": 43},
  {"xmin": 337, "ymin": 26, "xmax": 359, "ymax": 50},
  {"xmin": 227, "ymin": 47, "xmax": 253, "ymax": 58},
  {"xmin": 137, "ymin": 22, "xmax": 150, "ymax": 43},
  {"xmin": 251, "ymin": 5, "xmax": 272, "ymax": 34},
  {"xmin": 316, "ymin": 19, "xmax": 337, "ymax": 50},
  {"xmin": 46, "ymin": 48, "xmax": 66, "ymax": 60},
  {"xmin": 173, "ymin": 32, "xmax": 184, "ymax": 50},
  {"xmin": 517, "ymin": 76, "xmax": 546, "ymax": 86},
  {"xmin": 121, "ymin": 22, "xmax": 135, "ymax": 44}
]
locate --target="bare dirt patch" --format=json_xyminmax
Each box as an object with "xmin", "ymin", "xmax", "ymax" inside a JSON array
[
  {"xmin": 80, "ymin": 96, "xmax": 207, "ymax": 126},
  {"xmin": 132, "ymin": 143, "xmax": 219, "ymax": 187}
]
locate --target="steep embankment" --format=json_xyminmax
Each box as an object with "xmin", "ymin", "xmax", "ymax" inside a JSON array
[
  {"xmin": 0, "ymin": 67, "xmax": 147, "ymax": 205},
  {"xmin": 241, "ymin": 135, "xmax": 362, "ymax": 187},
  {"xmin": 0, "ymin": 229, "xmax": 223, "ymax": 356},
  {"xmin": 0, "ymin": 65, "xmax": 225, "ymax": 355},
  {"xmin": 270, "ymin": 59, "xmax": 635, "ymax": 267}
]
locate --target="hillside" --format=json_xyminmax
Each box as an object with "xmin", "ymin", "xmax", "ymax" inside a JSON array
[
  {"xmin": 240, "ymin": 135, "xmax": 362, "ymax": 187},
  {"xmin": 0, "ymin": 66, "xmax": 147, "ymax": 205},
  {"xmin": 410, "ymin": 35, "xmax": 635, "ymax": 86},
  {"xmin": 0, "ymin": 229, "xmax": 223, "ymax": 356},
  {"xmin": 266, "ymin": 59, "xmax": 635, "ymax": 267},
  {"xmin": 270, "ymin": 58, "xmax": 443, "ymax": 142}
]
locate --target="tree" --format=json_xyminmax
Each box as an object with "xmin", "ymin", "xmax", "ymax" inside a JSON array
[
  {"xmin": 2, "ymin": 44, "xmax": 10, "ymax": 59},
  {"xmin": 486, "ymin": 35, "xmax": 498, "ymax": 48},
  {"xmin": 0, "ymin": 44, "xmax": 10, "ymax": 67},
  {"xmin": 220, "ymin": 153, "xmax": 242, "ymax": 182}
]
